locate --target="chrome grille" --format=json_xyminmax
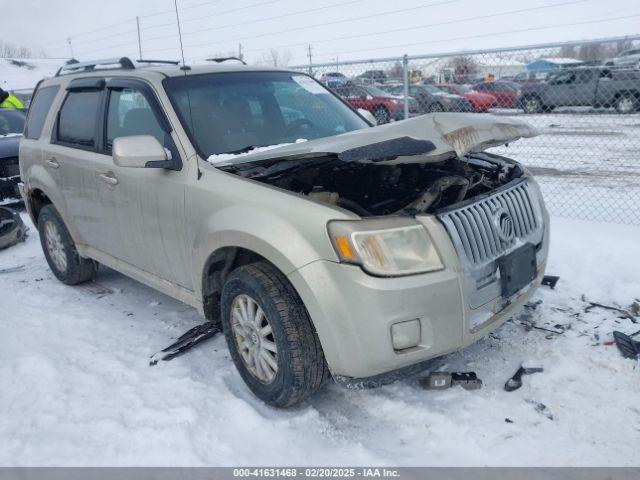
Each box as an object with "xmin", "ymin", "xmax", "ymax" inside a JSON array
[{"xmin": 438, "ymin": 181, "xmax": 541, "ymax": 266}]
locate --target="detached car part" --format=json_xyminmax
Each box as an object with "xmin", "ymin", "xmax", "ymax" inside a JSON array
[{"xmin": 0, "ymin": 207, "xmax": 27, "ymax": 250}]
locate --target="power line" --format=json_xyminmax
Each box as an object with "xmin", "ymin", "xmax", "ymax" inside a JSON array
[
  {"xmin": 294, "ymin": 11, "xmax": 640, "ymax": 64},
  {"xmin": 143, "ymin": 0, "xmax": 463, "ymax": 54},
  {"xmin": 244, "ymin": 0, "xmax": 591, "ymax": 57},
  {"xmin": 142, "ymin": 0, "xmax": 366, "ymax": 44}
]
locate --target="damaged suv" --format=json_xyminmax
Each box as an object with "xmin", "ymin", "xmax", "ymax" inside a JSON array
[{"xmin": 20, "ymin": 59, "xmax": 549, "ymax": 407}]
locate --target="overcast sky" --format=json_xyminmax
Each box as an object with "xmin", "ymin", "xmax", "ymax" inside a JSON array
[{"xmin": 3, "ymin": 0, "xmax": 639, "ymax": 65}]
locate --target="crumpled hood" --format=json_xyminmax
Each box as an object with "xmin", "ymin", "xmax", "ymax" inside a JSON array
[{"xmin": 212, "ymin": 113, "xmax": 538, "ymax": 167}]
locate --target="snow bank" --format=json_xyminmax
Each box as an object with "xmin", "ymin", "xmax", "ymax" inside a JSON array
[{"xmin": 0, "ymin": 214, "xmax": 638, "ymax": 466}]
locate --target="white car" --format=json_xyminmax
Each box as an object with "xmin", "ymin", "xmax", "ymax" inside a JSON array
[{"xmin": 612, "ymin": 48, "xmax": 640, "ymax": 69}]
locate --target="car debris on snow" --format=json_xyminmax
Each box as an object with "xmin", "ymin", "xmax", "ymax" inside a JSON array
[
  {"xmin": 419, "ymin": 371, "xmax": 483, "ymax": 391},
  {"xmin": 504, "ymin": 365, "xmax": 544, "ymax": 392},
  {"xmin": 0, "ymin": 206, "xmax": 27, "ymax": 250},
  {"xmin": 149, "ymin": 322, "xmax": 221, "ymax": 365}
]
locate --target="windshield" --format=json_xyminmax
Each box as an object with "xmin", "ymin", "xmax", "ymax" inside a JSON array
[
  {"xmin": 0, "ymin": 109, "xmax": 25, "ymax": 136},
  {"xmin": 364, "ymin": 85, "xmax": 392, "ymax": 97},
  {"xmin": 164, "ymin": 71, "xmax": 368, "ymax": 157},
  {"xmin": 453, "ymin": 84, "xmax": 472, "ymax": 93},
  {"xmin": 420, "ymin": 85, "xmax": 445, "ymax": 94}
]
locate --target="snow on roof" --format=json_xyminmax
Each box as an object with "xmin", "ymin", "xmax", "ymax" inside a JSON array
[
  {"xmin": 1, "ymin": 58, "xmax": 65, "ymax": 90},
  {"xmin": 534, "ymin": 57, "xmax": 583, "ymax": 65}
]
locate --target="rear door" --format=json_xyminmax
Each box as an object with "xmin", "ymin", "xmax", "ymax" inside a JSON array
[{"xmin": 47, "ymin": 79, "xmax": 112, "ymax": 249}]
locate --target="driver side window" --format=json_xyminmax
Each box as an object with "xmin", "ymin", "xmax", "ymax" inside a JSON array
[{"xmin": 106, "ymin": 87, "xmax": 166, "ymax": 151}]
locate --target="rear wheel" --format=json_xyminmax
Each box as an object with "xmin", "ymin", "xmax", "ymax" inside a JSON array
[
  {"xmin": 522, "ymin": 96, "xmax": 543, "ymax": 114},
  {"xmin": 372, "ymin": 106, "xmax": 391, "ymax": 124},
  {"xmin": 615, "ymin": 93, "xmax": 638, "ymax": 114},
  {"xmin": 37, "ymin": 205, "xmax": 97, "ymax": 285},
  {"xmin": 221, "ymin": 261, "xmax": 328, "ymax": 407}
]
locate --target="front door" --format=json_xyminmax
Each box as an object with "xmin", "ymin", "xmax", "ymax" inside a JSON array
[{"xmin": 98, "ymin": 79, "xmax": 192, "ymax": 289}]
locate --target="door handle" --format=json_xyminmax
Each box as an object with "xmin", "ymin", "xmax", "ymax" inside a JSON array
[
  {"xmin": 99, "ymin": 173, "xmax": 118, "ymax": 185},
  {"xmin": 45, "ymin": 157, "xmax": 60, "ymax": 169}
]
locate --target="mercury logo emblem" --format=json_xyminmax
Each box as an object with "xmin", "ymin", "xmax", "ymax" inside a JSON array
[{"xmin": 493, "ymin": 208, "xmax": 515, "ymax": 242}]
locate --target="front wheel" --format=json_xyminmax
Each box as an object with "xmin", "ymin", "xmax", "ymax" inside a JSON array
[
  {"xmin": 221, "ymin": 261, "xmax": 328, "ymax": 407},
  {"xmin": 615, "ymin": 94, "xmax": 638, "ymax": 114},
  {"xmin": 37, "ymin": 205, "xmax": 97, "ymax": 285}
]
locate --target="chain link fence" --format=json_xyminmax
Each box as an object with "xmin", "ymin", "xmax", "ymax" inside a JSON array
[{"xmin": 291, "ymin": 35, "xmax": 640, "ymax": 225}]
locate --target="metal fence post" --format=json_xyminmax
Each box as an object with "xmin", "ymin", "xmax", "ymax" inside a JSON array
[{"xmin": 402, "ymin": 54, "xmax": 409, "ymax": 120}]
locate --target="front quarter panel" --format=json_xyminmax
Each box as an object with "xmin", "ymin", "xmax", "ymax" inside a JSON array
[{"xmin": 188, "ymin": 163, "xmax": 356, "ymax": 299}]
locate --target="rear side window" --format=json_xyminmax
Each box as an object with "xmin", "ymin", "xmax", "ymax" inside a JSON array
[
  {"xmin": 24, "ymin": 85, "xmax": 59, "ymax": 140},
  {"xmin": 57, "ymin": 90, "xmax": 102, "ymax": 148}
]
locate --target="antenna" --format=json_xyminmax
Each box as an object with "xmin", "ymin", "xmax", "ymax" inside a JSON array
[
  {"xmin": 136, "ymin": 16, "xmax": 143, "ymax": 59},
  {"xmin": 307, "ymin": 44, "xmax": 313, "ymax": 75},
  {"xmin": 174, "ymin": 0, "xmax": 189, "ymax": 70}
]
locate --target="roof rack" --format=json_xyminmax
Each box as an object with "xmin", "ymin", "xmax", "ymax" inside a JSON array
[
  {"xmin": 56, "ymin": 57, "xmax": 135, "ymax": 76},
  {"xmin": 136, "ymin": 59, "xmax": 180, "ymax": 65},
  {"xmin": 206, "ymin": 56, "xmax": 247, "ymax": 65}
]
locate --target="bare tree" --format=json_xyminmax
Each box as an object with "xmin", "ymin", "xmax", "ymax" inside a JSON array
[
  {"xmin": 258, "ymin": 49, "xmax": 293, "ymax": 67},
  {"xmin": 558, "ymin": 44, "xmax": 577, "ymax": 59},
  {"xmin": 446, "ymin": 56, "xmax": 479, "ymax": 76},
  {"xmin": 0, "ymin": 41, "xmax": 33, "ymax": 59}
]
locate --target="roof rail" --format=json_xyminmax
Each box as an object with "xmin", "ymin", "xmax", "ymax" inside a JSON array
[
  {"xmin": 56, "ymin": 57, "xmax": 135, "ymax": 76},
  {"xmin": 136, "ymin": 59, "xmax": 180, "ymax": 65},
  {"xmin": 206, "ymin": 56, "xmax": 247, "ymax": 65}
]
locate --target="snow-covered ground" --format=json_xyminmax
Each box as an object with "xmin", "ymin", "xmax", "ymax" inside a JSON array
[{"xmin": 0, "ymin": 211, "xmax": 638, "ymax": 466}]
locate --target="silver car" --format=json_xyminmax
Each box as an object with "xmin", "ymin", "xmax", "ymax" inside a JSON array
[
  {"xmin": 19, "ymin": 58, "xmax": 549, "ymax": 407},
  {"xmin": 612, "ymin": 48, "xmax": 640, "ymax": 69}
]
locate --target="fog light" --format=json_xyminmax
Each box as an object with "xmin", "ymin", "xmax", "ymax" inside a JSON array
[{"xmin": 391, "ymin": 319, "xmax": 421, "ymax": 351}]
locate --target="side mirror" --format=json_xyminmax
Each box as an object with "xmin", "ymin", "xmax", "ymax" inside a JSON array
[
  {"xmin": 112, "ymin": 135, "xmax": 168, "ymax": 168},
  {"xmin": 357, "ymin": 108, "xmax": 377, "ymax": 125}
]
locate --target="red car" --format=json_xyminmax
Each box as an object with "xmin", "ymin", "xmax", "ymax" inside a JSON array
[
  {"xmin": 436, "ymin": 84, "xmax": 495, "ymax": 112},
  {"xmin": 334, "ymin": 84, "xmax": 404, "ymax": 124},
  {"xmin": 472, "ymin": 81, "xmax": 521, "ymax": 108}
]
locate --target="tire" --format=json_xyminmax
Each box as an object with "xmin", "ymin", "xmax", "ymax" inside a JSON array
[
  {"xmin": 522, "ymin": 96, "xmax": 543, "ymax": 114},
  {"xmin": 372, "ymin": 106, "xmax": 390, "ymax": 124},
  {"xmin": 221, "ymin": 261, "xmax": 328, "ymax": 407},
  {"xmin": 37, "ymin": 205, "xmax": 97, "ymax": 285},
  {"xmin": 615, "ymin": 93, "xmax": 639, "ymax": 114},
  {"xmin": 429, "ymin": 102, "xmax": 444, "ymax": 112}
]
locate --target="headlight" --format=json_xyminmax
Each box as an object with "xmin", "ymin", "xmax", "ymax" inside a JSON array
[{"xmin": 327, "ymin": 218, "xmax": 443, "ymax": 276}]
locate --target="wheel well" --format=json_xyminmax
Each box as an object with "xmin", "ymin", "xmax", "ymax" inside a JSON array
[
  {"xmin": 28, "ymin": 189, "xmax": 52, "ymax": 221},
  {"xmin": 201, "ymin": 247, "xmax": 271, "ymax": 322}
]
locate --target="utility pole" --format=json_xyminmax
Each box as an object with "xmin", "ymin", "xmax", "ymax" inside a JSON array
[
  {"xmin": 307, "ymin": 44, "xmax": 313, "ymax": 75},
  {"xmin": 238, "ymin": 43, "xmax": 243, "ymax": 62},
  {"xmin": 67, "ymin": 37, "xmax": 74, "ymax": 59},
  {"xmin": 136, "ymin": 16, "xmax": 143, "ymax": 59}
]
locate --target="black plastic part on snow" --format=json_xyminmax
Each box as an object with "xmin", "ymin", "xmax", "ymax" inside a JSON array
[
  {"xmin": 542, "ymin": 275, "xmax": 560, "ymax": 289},
  {"xmin": 612, "ymin": 331, "xmax": 640, "ymax": 360},
  {"xmin": 504, "ymin": 365, "xmax": 544, "ymax": 392},
  {"xmin": 149, "ymin": 322, "xmax": 220, "ymax": 365},
  {"xmin": 0, "ymin": 207, "xmax": 27, "ymax": 250}
]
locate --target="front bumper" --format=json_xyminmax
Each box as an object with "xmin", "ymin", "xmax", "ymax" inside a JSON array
[
  {"xmin": 289, "ymin": 203, "xmax": 549, "ymax": 380},
  {"xmin": 0, "ymin": 175, "xmax": 20, "ymax": 201}
]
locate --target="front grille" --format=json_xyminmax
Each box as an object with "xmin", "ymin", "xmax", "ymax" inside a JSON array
[
  {"xmin": 0, "ymin": 157, "xmax": 20, "ymax": 178},
  {"xmin": 438, "ymin": 180, "xmax": 541, "ymax": 266}
]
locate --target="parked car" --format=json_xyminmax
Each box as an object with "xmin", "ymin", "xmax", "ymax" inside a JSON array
[
  {"xmin": 20, "ymin": 59, "xmax": 548, "ymax": 407},
  {"xmin": 356, "ymin": 70, "xmax": 387, "ymax": 84},
  {"xmin": 334, "ymin": 83, "xmax": 406, "ymax": 123},
  {"xmin": 472, "ymin": 81, "xmax": 520, "ymax": 108},
  {"xmin": 387, "ymin": 84, "xmax": 473, "ymax": 113},
  {"xmin": 517, "ymin": 66, "xmax": 640, "ymax": 113},
  {"xmin": 0, "ymin": 108, "xmax": 25, "ymax": 202},
  {"xmin": 610, "ymin": 48, "xmax": 640, "ymax": 69},
  {"xmin": 435, "ymin": 84, "xmax": 496, "ymax": 112},
  {"xmin": 319, "ymin": 72, "xmax": 348, "ymax": 88}
]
